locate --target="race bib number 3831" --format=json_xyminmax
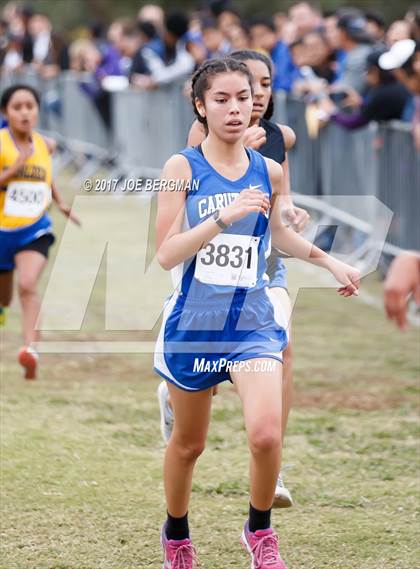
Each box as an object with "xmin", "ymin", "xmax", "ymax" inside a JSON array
[
  {"xmin": 4, "ymin": 182, "xmax": 51, "ymax": 218},
  {"xmin": 195, "ymin": 233, "xmax": 260, "ymax": 288}
]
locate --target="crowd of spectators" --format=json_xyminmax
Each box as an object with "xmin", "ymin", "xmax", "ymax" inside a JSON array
[{"xmin": 1, "ymin": 0, "xmax": 419, "ymax": 139}]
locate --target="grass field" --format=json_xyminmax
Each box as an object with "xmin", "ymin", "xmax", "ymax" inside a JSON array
[{"xmin": 1, "ymin": 186, "xmax": 419, "ymax": 569}]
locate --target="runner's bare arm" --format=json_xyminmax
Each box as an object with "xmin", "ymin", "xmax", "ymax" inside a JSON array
[
  {"xmin": 275, "ymin": 125, "xmax": 309, "ymax": 232},
  {"xmin": 43, "ymin": 136, "xmax": 58, "ymax": 155},
  {"xmin": 51, "ymin": 182, "xmax": 65, "ymax": 208},
  {"xmin": 278, "ymin": 124, "xmax": 296, "ymax": 152},
  {"xmin": 187, "ymin": 120, "xmax": 206, "ymax": 146},
  {"xmin": 51, "ymin": 182, "xmax": 81, "ymax": 225},
  {"xmin": 277, "ymin": 125, "xmax": 295, "ymax": 198}
]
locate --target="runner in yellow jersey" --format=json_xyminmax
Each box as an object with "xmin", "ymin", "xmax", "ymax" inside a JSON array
[{"xmin": 0, "ymin": 84, "xmax": 79, "ymax": 379}]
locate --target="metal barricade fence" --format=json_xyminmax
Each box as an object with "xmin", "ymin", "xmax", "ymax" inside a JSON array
[
  {"xmin": 1, "ymin": 70, "xmax": 111, "ymax": 151},
  {"xmin": 272, "ymin": 91, "xmax": 288, "ymax": 125},
  {"xmin": 111, "ymin": 81, "xmax": 193, "ymax": 176},
  {"xmin": 284, "ymin": 97, "xmax": 377, "ymax": 198},
  {"xmin": 0, "ymin": 71, "xmax": 418, "ymax": 249},
  {"xmin": 284, "ymin": 98, "xmax": 322, "ymax": 196},
  {"xmin": 319, "ymin": 121, "xmax": 377, "ymax": 197},
  {"xmin": 60, "ymin": 72, "xmax": 110, "ymax": 150},
  {"xmin": 376, "ymin": 122, "xmax": 420, "ymax": 250}
]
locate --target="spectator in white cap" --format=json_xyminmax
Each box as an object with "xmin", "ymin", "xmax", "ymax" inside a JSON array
[
  {"xmin": 379, "ymin": 39, "xmax": 420, "ymax": 148},
  {"xmin": 379, "ymin": 39, "xmax": 419, "ymax": 92}
]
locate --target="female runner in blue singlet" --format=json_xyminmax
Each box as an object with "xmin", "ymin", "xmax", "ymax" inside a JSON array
[
  {"xmin": 158, "ymin": 49, "xmax": 308, "ymax": 508},
  {"xmin": 154, "ymin": 58, "xmax": 359, "ymax": 569}
]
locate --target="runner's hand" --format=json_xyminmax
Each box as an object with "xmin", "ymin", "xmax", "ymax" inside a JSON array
[
  {"xmin": 16, "ymin": 146, "xmax": 32, "ymax": 165},
  {"xmin": 243, "ymin": 125, "xmax": 267, "ymax": 150},
  {"xmin": 384, "ymin": 253, "xmax": 420, "ymax": 330},
  {"xmin": 281, "ymin": 204, "xmax": 310, "ymax": 232},
  {"xmin": 328, "ymin": 259, "xmax": 360, "ymax": 297},
  {"xmin": 220, "ymin": 188, "xmax": 270, "ymax": 225},
  {"xmin": 59, "ymin": 204, "xmax": 81, "ymax": 226}
]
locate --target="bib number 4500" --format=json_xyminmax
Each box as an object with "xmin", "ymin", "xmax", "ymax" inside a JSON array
[{"xmin": 4, "ymin": 181, "xmax": 51, "ymax": 219}]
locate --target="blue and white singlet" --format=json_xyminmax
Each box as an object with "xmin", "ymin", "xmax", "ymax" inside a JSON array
[{"xmin": 154, "ymin": 146, "xmax": 288, "ymax": 391}]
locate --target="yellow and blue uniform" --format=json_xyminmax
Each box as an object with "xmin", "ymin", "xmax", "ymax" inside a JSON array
[{"xmin": 0, "ymin": 127, "xmax": 55, "ymax": 271}]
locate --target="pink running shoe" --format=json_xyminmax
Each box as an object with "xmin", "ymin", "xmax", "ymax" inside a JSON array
[
  {"xmin": 161, "ymin": 525, "xmax": 200, "ymax": 568},
  {"xmin": 241, "ymin": 522, "xmax": 287, "ymax": 569}
]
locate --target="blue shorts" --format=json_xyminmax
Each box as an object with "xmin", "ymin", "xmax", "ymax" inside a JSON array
[
  {"xmin": 266, "ymin": 252, "xmax": 287, "ymax": 289},
  {"xmin": 154, "ymin": 288, "xmax": 289, "ymax": 391},
  {"xmin": 0, "ymin": 215, "xmax": 54, "ymax": 271}
]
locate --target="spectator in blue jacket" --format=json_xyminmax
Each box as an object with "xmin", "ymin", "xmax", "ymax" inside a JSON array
[{"xmin": 248, "ymin": 16, "xmax": 296, "ymax": 92}]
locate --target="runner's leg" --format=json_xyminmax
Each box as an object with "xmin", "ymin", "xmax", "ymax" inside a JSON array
[
  {"xmin": 15, "ymin": 250, "xmax": 47, "ymax": 345},
  {"xmin": 164, "ymin": 383, "xmax": 213, "ymax": 517}
]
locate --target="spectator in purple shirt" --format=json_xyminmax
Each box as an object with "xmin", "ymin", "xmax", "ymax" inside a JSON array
[{"xmin": 70, "ymin": 37, "xmax": 124, "ymax": 128}]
